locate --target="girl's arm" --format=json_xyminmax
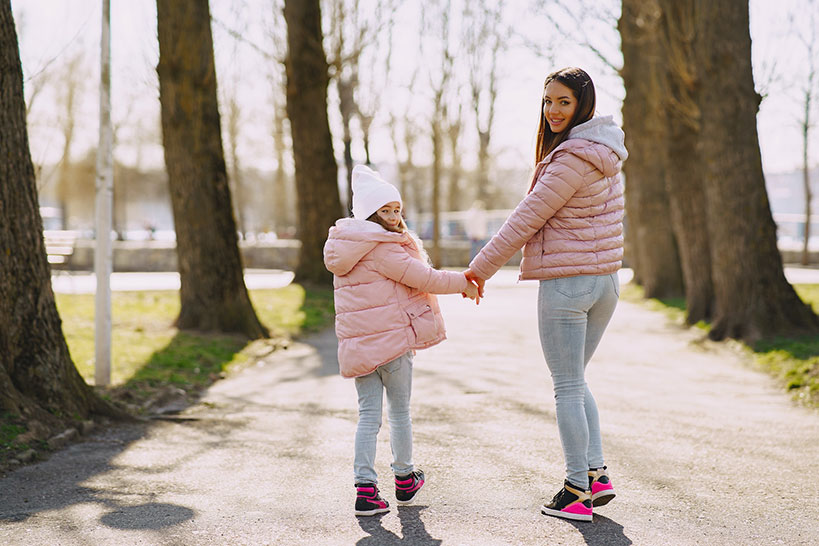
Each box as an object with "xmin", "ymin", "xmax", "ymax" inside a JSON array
[
  {"xmin": 373, "ymin": 244, "xmax": 470, "ymax": 295},
  {"xmin": 468, "ymin": 150, "xmax": 589, "ymax": 280}
]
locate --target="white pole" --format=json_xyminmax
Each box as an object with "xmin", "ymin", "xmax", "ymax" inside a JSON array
[{"xmin": 95, "ymin": 0, "xmax": 113, "ymax": 386}]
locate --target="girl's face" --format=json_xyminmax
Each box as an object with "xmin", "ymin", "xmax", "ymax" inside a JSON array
[
  {"xmin": 376, "ymin": 201, "xmax": 402, "ymax": 229},
  {"xmin": 543, "ymin": 80, "xmax": 578, "ymax": 134}
]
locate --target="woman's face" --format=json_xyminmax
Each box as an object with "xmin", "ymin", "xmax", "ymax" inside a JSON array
[
  {"xmin": 542, "ymin": 80, "xmax": 578, "ymax": 134},
  {"xmin": 376, "ymin": 201, "xmax": 402, "ymax": 229}
]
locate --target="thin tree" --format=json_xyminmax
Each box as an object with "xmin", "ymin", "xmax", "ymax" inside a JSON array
[
  {"xmin": 55, "ymin": 51, "xmax": 84, "ymax": 230},
  {"xmin": 283, "ymin": 0, "xmax": 343, "ymax": 284},
  {"xmin": 618, "ymin": 0, "xmax": 684, "ymax": 298},
  {"xmin": 694, "ymin": 0, "xmax": 818, "ymax": 340},
  {"xmin": 1, "ymin": 0, "xmax": 122, "ymax": 435},
  {"xmin": 156, "ymin": 0, "xmax": 268, "ymax": 337},
  {"xmin": 465, "ymin": 0, "xmax": 505, "ymax": 203},
  {"xmin": 422, "ymin": 0, "xmax": 455, "ymax": 268},
  {"xmin": 658, "ymin": 0, "xmax": 714, "ymax": 323},
  {"xmin": 795, "ymin": 1, "xmax": 818, "ymax": 265}
]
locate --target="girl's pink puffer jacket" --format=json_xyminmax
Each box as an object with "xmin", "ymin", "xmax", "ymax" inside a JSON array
[
  {"xmin": 323, "ymin": 219, "xmax": 469, "ymax": 378},
  {"xmin": 469, "ymin": 118, "xmax": 627, "ymax": 282}
]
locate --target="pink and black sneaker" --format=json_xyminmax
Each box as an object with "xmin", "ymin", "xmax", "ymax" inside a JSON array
[
  {"xmin": 394, "ymin": 469, "xmax": 425, "ymax": 505},
  {"xmin": 541, "ymin": 480, "xmax": 593, "ymax": 522},
  {"xmin": 588, "ymin": 466, "xmax": 616, "ymax": 507},
  {"xmin": 355, "ymin": 483, "xmax": 390, "ymax": 516}
]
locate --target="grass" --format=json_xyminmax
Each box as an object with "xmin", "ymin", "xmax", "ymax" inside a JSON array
[
  {"xmin": 0, "ymin": 283, "xmax": 335, "ymax": 463},
  {"xmin": 55, "ymin": 284, "xmax": 335, "ymax": 391},
  {"xmin": 622, "ymin": 282, "xmax": 819, "ymax": 407}
]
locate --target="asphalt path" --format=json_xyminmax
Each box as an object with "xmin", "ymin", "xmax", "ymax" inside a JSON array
[{"xmin": 2, "ymin": 269, "xmax": 818, "ymax": 545}]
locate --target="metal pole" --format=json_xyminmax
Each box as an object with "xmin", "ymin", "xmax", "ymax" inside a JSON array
[{"xmin": 95, "ymin": 0, "xmax": 113, "ymax": 386}]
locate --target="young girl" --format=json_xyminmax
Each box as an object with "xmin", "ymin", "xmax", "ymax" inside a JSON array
[
  {"xmin": 466, "ymin": 67, "xmax": 627, "ymax": 522},
  {"xmin": 324, "ymin": 165, "xmax": 478, "ymax": 517}
]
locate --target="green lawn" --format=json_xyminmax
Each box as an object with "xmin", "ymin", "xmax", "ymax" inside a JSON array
[
  {"xmin": 56, "ymin": 283, "xmax": 335, "ymax": 397},
  {"xmin": 622, "ymin": 282, "xmax": 819, "ymax": 407}
]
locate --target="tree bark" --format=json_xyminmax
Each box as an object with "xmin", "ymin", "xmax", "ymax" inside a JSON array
[
  {"xmin": 284, "ymin": 0, "xmax": 343, "ymax": 285},
  {"xmin": 658, "ymin": 0, "xmax": 714, "ymax": 324},
  {"xmin": 156, "ymin": 0, "xmax": 268, "ymax": 338},
  {"xmin": 619, "ymin": 0, "xmax": 684, "ymax": 298},
  {"xmin": 1, "ymin": 1, "xmax": 119, "ymax": 435},
  {"xmin": 695, "ymin": 0, "xmax": 818, "ymax": 341}
]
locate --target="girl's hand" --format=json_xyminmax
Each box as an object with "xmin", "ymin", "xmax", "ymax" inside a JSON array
[
  {"xmin": 463, "ymin": 281, "xmax": 479, "ymax": 302},
  {"xmin": 464, "ymin": 269, "xmax": 486, "ymax": 299}
]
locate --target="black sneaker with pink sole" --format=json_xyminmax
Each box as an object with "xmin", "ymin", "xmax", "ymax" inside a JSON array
[
  {"xmin": 394, "ymin": 469, "xmax": 425, "ymax": 504},
  {"xmin": 355, "ymin": 483, "xmax": 390, "ymax": 516}
]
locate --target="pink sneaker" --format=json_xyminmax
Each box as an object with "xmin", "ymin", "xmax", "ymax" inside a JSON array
[
  {"xmin": 541, "ymin": 481, "xmax": 593, "ymax": 522},
  {"xmin": 588, "ymin": 466, "xmax": 616, "ymax": 507}
]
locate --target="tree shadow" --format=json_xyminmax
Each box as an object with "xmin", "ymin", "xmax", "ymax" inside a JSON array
[
  {"xmin": 567, "ymin": 514, "xmax": 632, "ymax": 546},
  {"xmin": 356, "ymin": 506, "xmax": 442, "ymax": 546}
]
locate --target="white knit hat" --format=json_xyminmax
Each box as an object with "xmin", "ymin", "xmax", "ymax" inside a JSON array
[{"xmin": 351, "ymin": 165, "xmax": 402, "ymax": 220}]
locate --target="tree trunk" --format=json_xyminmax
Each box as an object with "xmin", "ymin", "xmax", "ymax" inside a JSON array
[
  {"xmin": 695, "ymin": 0, "xmax": 818, "ymax": 341},
  {"xmin": 802, "ymin": 88, "xmax": 813, "ymax": 266},
  {"xmin": 338, "ymin": 75, "xmax": 355, "ymax": 211},
  {"xmin": 659, "ymin": 0, "xmax": 714, "ymax": 324},
  {"xmin": 271, "ymin": 97, "xmax": 291, "ymax": 237},
  {"xmin": 430, "ymin": 116, "xmax": 443, "ymax": 268},
  {"xmin": 227, "ymin": 96, "xmax": 247, "ymax": 238},
  {"xmin": 619, "ymin": 0, "xmax": 684, "ymax": 298},
  {"xmin": 156, "ymin": 0, "xmax": 268, "ymax": 338},
  {"xmin": 0, "ymin": 1, "xmax": 119, "ymax": 436},
  {"xmin": 284, "ymin": 0, "xmax": 343, "ymax": 285}
]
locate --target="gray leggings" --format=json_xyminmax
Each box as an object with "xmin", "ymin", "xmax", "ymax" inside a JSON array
[{"xmin": 538, "ymin": 273, "xmax": 619, "ymax": 489}]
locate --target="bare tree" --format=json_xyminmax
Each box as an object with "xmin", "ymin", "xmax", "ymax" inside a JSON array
[
  {"xmin": 444, "ymin": 101, "xmax": 463, "ymax": 212},
  {"xmin": 465, "ymin": 1, "xmax": 505, "ymax": 204},
  {"xmin": 422, "ymin": 0, "xmax": 455, "ymax": 267},
  {"xmin": 694, "ymin": 0, "xmax": 818, "ymax": 340},
  {"xmin": 325, "ymin": 0, "xmax": 394, "ymax": 208},
  {"xmin": 156, "ymin": 0, "xmax": 268, "ymax": 337},
  {"xmin": 795, "ymin": 1, "xmax": 818, "ymax": 265},
  {"xmin": 55, "ymin": 51, "xmax": 84, "ymax": 230},
  {"xmin": 1, "ymin": 1, "xmax": 122, "ymax": 438},
  {"xmin": 284, "ymin": 0, "xmax": 343, "ymax": 284},
  {"xmin": 619, "ymin": 0, "xmax": 683, "ymax": 298},
  {"xmin": 658, "ymin": 0, "xmax": 713, "ymax": 323}
]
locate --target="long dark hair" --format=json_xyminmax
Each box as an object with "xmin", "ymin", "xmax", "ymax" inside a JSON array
[{"xmin": 534, "ymin": 67, "xmax": 596, "ymax": 165}]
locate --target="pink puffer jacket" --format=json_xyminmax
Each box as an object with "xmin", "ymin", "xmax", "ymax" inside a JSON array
[
  {"xmin": 469, "ymin": 135, "xmax": 625, "ymax": 281},
  {"xmin": 324, "ymin": 219, "xmax": 469, "ymax": 378}
]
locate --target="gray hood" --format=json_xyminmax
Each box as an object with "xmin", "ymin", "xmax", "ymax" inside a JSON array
[{"xmin": 568, "ymin": 115, "xmax": 628, "ymax": 162}]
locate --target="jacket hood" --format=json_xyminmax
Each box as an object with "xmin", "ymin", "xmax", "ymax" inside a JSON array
[
  {"xmin": 560, "ymin": 115, "xmax": 628, "ymax": 178},
  {"xmin": 568, "ymin": 115, "xmax": 628, "ymax": 161},
  {"xmin": 324, "ymin": 218, "xmax": 409, "ymax": 276}
]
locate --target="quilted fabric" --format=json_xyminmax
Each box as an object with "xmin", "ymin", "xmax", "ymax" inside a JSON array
[
  {"xmin": 469, "ymin": 137, "xmax": 625, "ymax": 281},
  {"xmin": 324, "ymin": 219, "xmax": 469, "ymax": 378}
]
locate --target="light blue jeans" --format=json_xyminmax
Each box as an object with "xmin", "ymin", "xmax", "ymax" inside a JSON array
[
  {"xmin": 538, "ymin": 273, "xmax": 619, "ymax": 490},
  {"xmin": 354, "ymin": 352, "xmax": 414, "ymax": 484}
]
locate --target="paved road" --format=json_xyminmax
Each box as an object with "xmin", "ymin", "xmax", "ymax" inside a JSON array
[{"xmin": 2, "ymin": 270, "xmax": 818, "ymax": 545}]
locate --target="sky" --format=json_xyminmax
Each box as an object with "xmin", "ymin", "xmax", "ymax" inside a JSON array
[{"xmin": 9, "ymin": 0, "xmax": 819, "ymax": 184}]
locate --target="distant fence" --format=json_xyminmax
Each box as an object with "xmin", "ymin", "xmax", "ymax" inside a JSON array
[{"xmin": 42, "ymin": 210, "xmax": 818, "ymax": 272}]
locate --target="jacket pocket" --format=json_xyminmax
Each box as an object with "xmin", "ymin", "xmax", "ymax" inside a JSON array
[{"xmin": 406, "ymin": 300, "xmax": 437, "ymax": 344}]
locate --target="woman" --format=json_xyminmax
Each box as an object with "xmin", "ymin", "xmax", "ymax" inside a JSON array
[{"xmin": 465, "ymin": 67, "xmax": 627, "ymax": 522}]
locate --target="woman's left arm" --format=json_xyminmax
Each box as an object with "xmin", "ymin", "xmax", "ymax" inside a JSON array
[{"xmin": 468, "ymin": 151, "xmax": 588, "ymax": 280}]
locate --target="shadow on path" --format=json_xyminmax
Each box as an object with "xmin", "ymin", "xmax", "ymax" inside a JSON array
[
  {"xmin": 356, "ymin": 506, "xmax": 442, "ymax": 546},
  {"xmin": 568, "ymin": 514, "xmax": 632, "ymax": 545}
]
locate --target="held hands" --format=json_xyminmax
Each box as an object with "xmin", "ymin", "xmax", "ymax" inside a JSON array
[
  {"xmin": 462, "ymin": 280, "xmax": 479, "ymax": 301},
  {"xmin": 461, "ymin": 269, "xmax": 486, "ymax": 305}
]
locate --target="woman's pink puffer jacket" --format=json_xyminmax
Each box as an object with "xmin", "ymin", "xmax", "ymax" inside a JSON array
[
  {"xmin": 324, "ymin": 219, "xmax": 469, "ymax": 378},
  {"xmin": 469, "ymin": 124, "xmax": 626, "ymax": 282}
]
